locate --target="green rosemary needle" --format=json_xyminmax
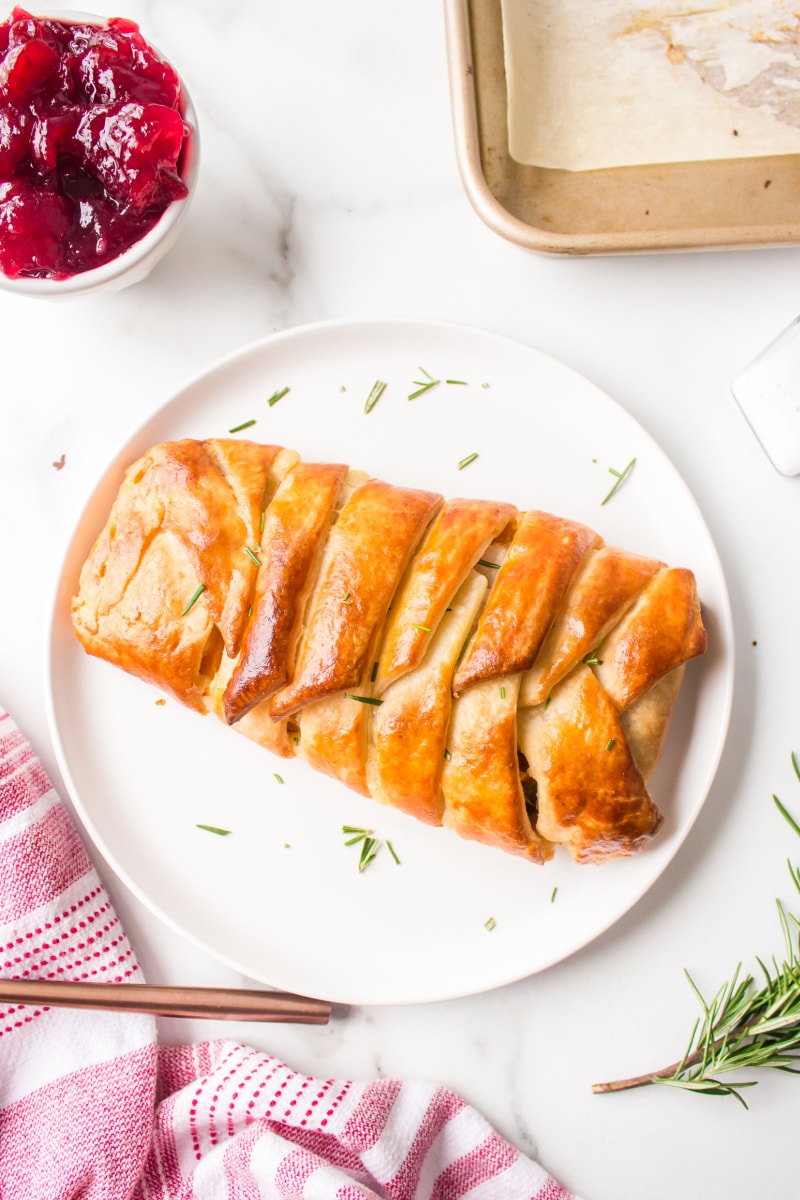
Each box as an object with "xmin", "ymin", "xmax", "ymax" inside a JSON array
[
  {"xmin": 267, "ymin": 386, "xmax": 289, "ymax": 407},
  {"xmin": 180, "ymin": 583, "xmax": 206, "ymax": 616},
  {"xmin": 358, "ymin": 837, "xmax": 380, "ymax": 872},
  {"xmin": 346, "ymin": 694, "xmax": 383, "ymax": 706},
  {"xmin": 364, "ymin": 379, "xmax": 387, "ymax": 414},
  {"xmin": 408, "ymin": 366, "xmax": 440, "ymax": 401},
  {"xmin": 457, "ymin": 452, "xmax": 479, "ymax": 470},
  {"xmin": 601, "ymin": 456, "xmax": 636, "ymax": 506},
  {"xmin": 244, "ymin": 546, "xmax": 261, "ymax": 566},
  {"xmin": 228, "ymin": 418, "xmax": 256, "ymax": 433},
  {"xmin": 593, "ymin": 757, "xmax": 800, "ymax": 1107},
  {"xmin": 196, "ymin": 824, "xmax": 231, "ymax": 836}
]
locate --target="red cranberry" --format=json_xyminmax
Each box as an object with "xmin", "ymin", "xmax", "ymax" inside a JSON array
[
  {"xmin": 0, "ymin": 8, "xmax": 192, "ymax": 281},
  {"xmin": 0, "ymin": 177, "xmax": 71, "ymax": 276}
]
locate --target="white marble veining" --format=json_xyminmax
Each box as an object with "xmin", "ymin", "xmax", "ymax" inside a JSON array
[{"xmin": 2, "ymin": 2, "xmax": 800, "ymax": 1197}]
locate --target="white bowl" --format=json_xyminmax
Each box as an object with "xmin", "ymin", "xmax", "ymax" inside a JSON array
[{"xmin": 0, "ymin": 12, "xmax": 199, "ymax": 299}]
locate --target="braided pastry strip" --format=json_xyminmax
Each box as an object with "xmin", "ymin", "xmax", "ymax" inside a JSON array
[{"xmin": 72, "ymin": 439, "xmax": 707, "ymax": 865}]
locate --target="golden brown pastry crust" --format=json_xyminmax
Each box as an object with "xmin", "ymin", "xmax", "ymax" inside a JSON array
[
  {"xmin": 71, "ymin": 438, "xmax": 284, "ymax": 710},
  {"xmin": 72, "ymin": 438, "xmax": 707, "ymax": 867},
  {"xmin": 517, "ymin": 666, "xmax": 662, "ymax": 864},
  {"xmin": 442, "ymin": 673, "xmax": 553, "ymax": 862},
  {"xmin": 270, "ymin": 479, "xmax": 442, "ymax": 718},
  {"xmin": 373, "ymin": 498, "xmax": 515, "ymax": 694},
  {"xmin": 223, "ymin": 461, "xmax": 349, "ymax": 723},
  {"xmin": 594, "ymin": 567, "xmax": 707, "ymax": 710},
  {"xmin": 453, "ymin": 510, "xmax": 599, "ymax": 695},
  {"xmin": 519, "ymin": 545, "xmax": 663, "ymax": 707},
  {"xmin": 367, "ymin": 572, "xmax": 488, "ymax": 825}
]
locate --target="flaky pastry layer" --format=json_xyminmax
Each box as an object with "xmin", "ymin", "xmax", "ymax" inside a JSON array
[{"xmin": 72, "ymin": 438, "xmax": 708, "ymax": 866}]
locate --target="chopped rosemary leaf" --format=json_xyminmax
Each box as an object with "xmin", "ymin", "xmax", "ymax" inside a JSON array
[
  {"xmin": 500, "ymin": 686, "xmax": 506, "ymax": 699},
  {"xmin": 457, "ymin": 452, "xmax": 479, "ymax": 470},
  {"xmin": 345, "ymin": 833, "xmax": 368, "ymax": 846},
  {"xmin": 444, "ymin": 748, "xmax": 452, "ymax": 761},
  {"xmin": 544, "ymin": 696, "xmax": 552, "ymax": 709},
  {"xmin": 346, "ymin": 694, "xmax": 383, "ymax": 706},
  {"xmin": 259, "ymin": 509, "xmax": 266, "ymax": 534},
  {"xmin": 358, "ymin": 837, "xmax": 380, "ymax": 872},
  {"xmin": 387, "ymin": 840, "xmax": 400, "ymax": 865},
  {"xmin": 342, "ymin": 824, "xmax": 372, "ymax": 835},
  {"xmin": 342, "ymin": 592, "xmax": 352, "ymax": 604},
  {"xmin": 180, "ymin": 583, "xmax": 206, "ymax": 617},
  {"xmin": 484, "ymin": 916, "xmax": 496, "ymax": 932},
  {"xmin": 606, "ymin": 738, "xmax": 616, "ymax": 751},
  {"xmin": 775, "ymin": 792, "xmax": 800, "ymax": 839},
  {"xmin": 371, "ymin": 661, "xmax": 379, "ymax": 682},
  {"xmin": 273, "ymin": 773, "xmax": 284, "ymax": 784},
  {"xmin": 601, "ymin": 456, "xmax": 637, "ymax": 506},
  {"xmin": 477, "ymin": 558, "xmax": 500, "ymax": 569},
  {"xmin": 446, "ymin": 379, "xmax": 467, "ymax": 385},
  {"xmin": 364, "ymin": 379, "xmax": 387, "ymax": 414},
  {"xmin": 411, "ymin": 622, "xmax": 431, "ymax": 633},
  {"xmin": 247, "ymin": 605, "xmax": 253, "ymax": 618},
  {"xmin": 196, "ymin": 824, "xmax": 231, "ymax": 836},
  {"xmin": 550, "ymin": 887, "xmax": 558, "ymax": 903},
  {"xmin": 408, "ymin": 379, "xmax": 440, "ymax": 400},
  {"xmin": 267, "ymin": 386, "xmax": 289, "ymax": 408},
  {"xmin": 244, "ymin": 546, "xmax": 261, "ymax": 566},
  {"xmin": 292, "ymin": 736, "xmax": 299, "ymax": 745},
  {"xmin": 228, "ymin": 418, "xmax": 256, "ymax": 433}
]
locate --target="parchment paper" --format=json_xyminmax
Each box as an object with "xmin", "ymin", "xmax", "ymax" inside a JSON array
[{"xmin": 502, "ymin": 1, "xmax": 800, "ymax": 170}]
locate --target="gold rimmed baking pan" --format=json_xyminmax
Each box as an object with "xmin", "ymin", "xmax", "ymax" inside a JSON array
[{"xmin": 443, "ymin": 0, "xmax": 800, "ymax": 255}]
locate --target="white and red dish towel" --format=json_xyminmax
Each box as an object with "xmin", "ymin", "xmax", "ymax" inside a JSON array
[{"xmin": 0, "ymin": 707, "xmax": 579, "ymax": 1200}]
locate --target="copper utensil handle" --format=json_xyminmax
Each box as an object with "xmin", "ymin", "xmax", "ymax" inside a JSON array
[{"xmin": 0, "ymin": 979, "xmax": 331, "ymax": 1024}]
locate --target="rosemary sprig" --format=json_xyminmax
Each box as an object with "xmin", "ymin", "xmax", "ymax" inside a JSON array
[{"xmin": 593, "ymin": 756, "xmax": 800, "ymax": 1107}]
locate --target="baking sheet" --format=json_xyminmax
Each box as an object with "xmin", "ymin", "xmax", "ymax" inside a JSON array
[{"xmin": 444, "ymin": 0, "xmax": 800, "ymax": 253}]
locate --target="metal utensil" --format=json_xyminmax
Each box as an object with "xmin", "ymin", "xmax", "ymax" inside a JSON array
[{"xmin": 0, "ymin": 979, "xmax": 331, "ymax": 1024}]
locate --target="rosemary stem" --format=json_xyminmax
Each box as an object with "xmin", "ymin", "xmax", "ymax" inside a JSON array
[{"xmin": 592, "ymin": 1018, "xmax": 753, "ymax": 1094}]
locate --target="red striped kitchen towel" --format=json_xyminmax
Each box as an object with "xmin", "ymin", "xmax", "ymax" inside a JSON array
[{"xmin": 0, "ymin": 707, "xmax": 579, "ymax": 1200}]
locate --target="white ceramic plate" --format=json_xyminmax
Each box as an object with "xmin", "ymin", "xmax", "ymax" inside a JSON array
[{"xmin": 46, "ymin": 318, "xmax": 733, "ymax": 1006}]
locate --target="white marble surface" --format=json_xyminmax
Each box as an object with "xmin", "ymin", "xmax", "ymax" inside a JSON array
[{"xmin": 2, "ymin": 1, "xmax": 800, "ymax": 1197}]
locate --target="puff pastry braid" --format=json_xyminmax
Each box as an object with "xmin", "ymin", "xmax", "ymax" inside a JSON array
[{"xmin": 72, "ymin": 438, "xmax": 707, "ymax": 865}]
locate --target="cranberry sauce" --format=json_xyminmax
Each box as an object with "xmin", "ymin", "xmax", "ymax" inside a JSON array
[{"xmin": 0, "ymin": 8, "xmax": 192, "ymax": 280}]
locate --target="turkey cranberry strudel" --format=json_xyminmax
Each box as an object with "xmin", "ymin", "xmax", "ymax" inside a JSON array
[{"xmin": 71, "ymin": 438, "xmax": 707, "ymax": 865}]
